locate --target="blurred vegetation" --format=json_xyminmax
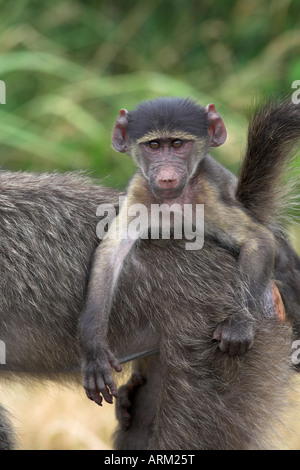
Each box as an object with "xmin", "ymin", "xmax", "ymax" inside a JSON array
[
  {"xmin": 1, "ymin": 0, "xmax": 300, "ymax": 450},
  {"xmin": 1, "ymin": 0, "xmax": 300, "ymax": 191}
]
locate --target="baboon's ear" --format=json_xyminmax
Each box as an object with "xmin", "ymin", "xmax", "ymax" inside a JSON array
[
  {"xmin": 112, "ymin": 109, "xmax": 129, "ymax": 153},
  {"xmin": 205, "ymin": 104, "xmax": 227, "ymax": 147}
]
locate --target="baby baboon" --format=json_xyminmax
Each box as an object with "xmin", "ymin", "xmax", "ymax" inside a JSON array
[{"xmin": 81, "ymin": 97, "xmax": 300, "ymax": 407}]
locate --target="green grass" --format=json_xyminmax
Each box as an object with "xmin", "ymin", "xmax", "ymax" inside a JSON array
[{"xmin": 0, "ymin": 0, "xmax": 300, "ymax": 212}]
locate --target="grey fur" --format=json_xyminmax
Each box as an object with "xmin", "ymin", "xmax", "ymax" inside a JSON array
[
  {"xmin": 0, "ymin": 171, "xmax": 120, "ymax": 375},
  {"xmin": 114, "ymin": 239, "xmax": 293, "ymax": 450},
  {"xmin": 113, "ymin": 97, "xmax": 300, "ymax": 449},
  {"xmin": 236, "ymin": 98, "xmax": 300, "ymax": 226},
  {"xmin": 0, "ymin": 170, "xmax": 295, "ymax": 449},
  {"xmin": 0, "ymin": 406, "xmax": 14, "ymax": 450}
]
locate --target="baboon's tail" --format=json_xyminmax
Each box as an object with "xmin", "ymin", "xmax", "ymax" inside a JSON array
[{"xmin": 236, "ymin": 98, "xmax": 300, "ymax": 225}]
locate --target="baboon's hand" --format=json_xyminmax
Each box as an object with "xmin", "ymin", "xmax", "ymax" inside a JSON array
[
  {"xmin": 213, "ymin": 316, "xmax": 255, "ymax": 355},
  {"xmin": 116, "ymin": 373, "xmax": 146, "ymax": 430},
  {"xmin": 82, "ymin": 348, "xmax": 122, "ymax": 406}
]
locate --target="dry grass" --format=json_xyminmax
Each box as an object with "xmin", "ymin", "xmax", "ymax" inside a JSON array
[
  {"xmin": 0, "ymin": 374, "xmax": 300, "ymax": 450},
  {"xmin": 0, "ymin": 381, "xmax": 117, "ymax": 450}
]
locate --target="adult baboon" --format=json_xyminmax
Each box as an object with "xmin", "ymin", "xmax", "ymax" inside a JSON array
[{"xmin": 0, "ymin": 171, "xmax": 296, "ymax": 449}]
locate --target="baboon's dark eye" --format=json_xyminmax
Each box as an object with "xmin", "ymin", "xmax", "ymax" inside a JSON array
[
  {"xmin": 172, "ymin": 139, "xmax": 183, "ymax": 148},
  {"xmin": 149, "ymin": 141, "xmax": 160, "ymax": 149}
]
